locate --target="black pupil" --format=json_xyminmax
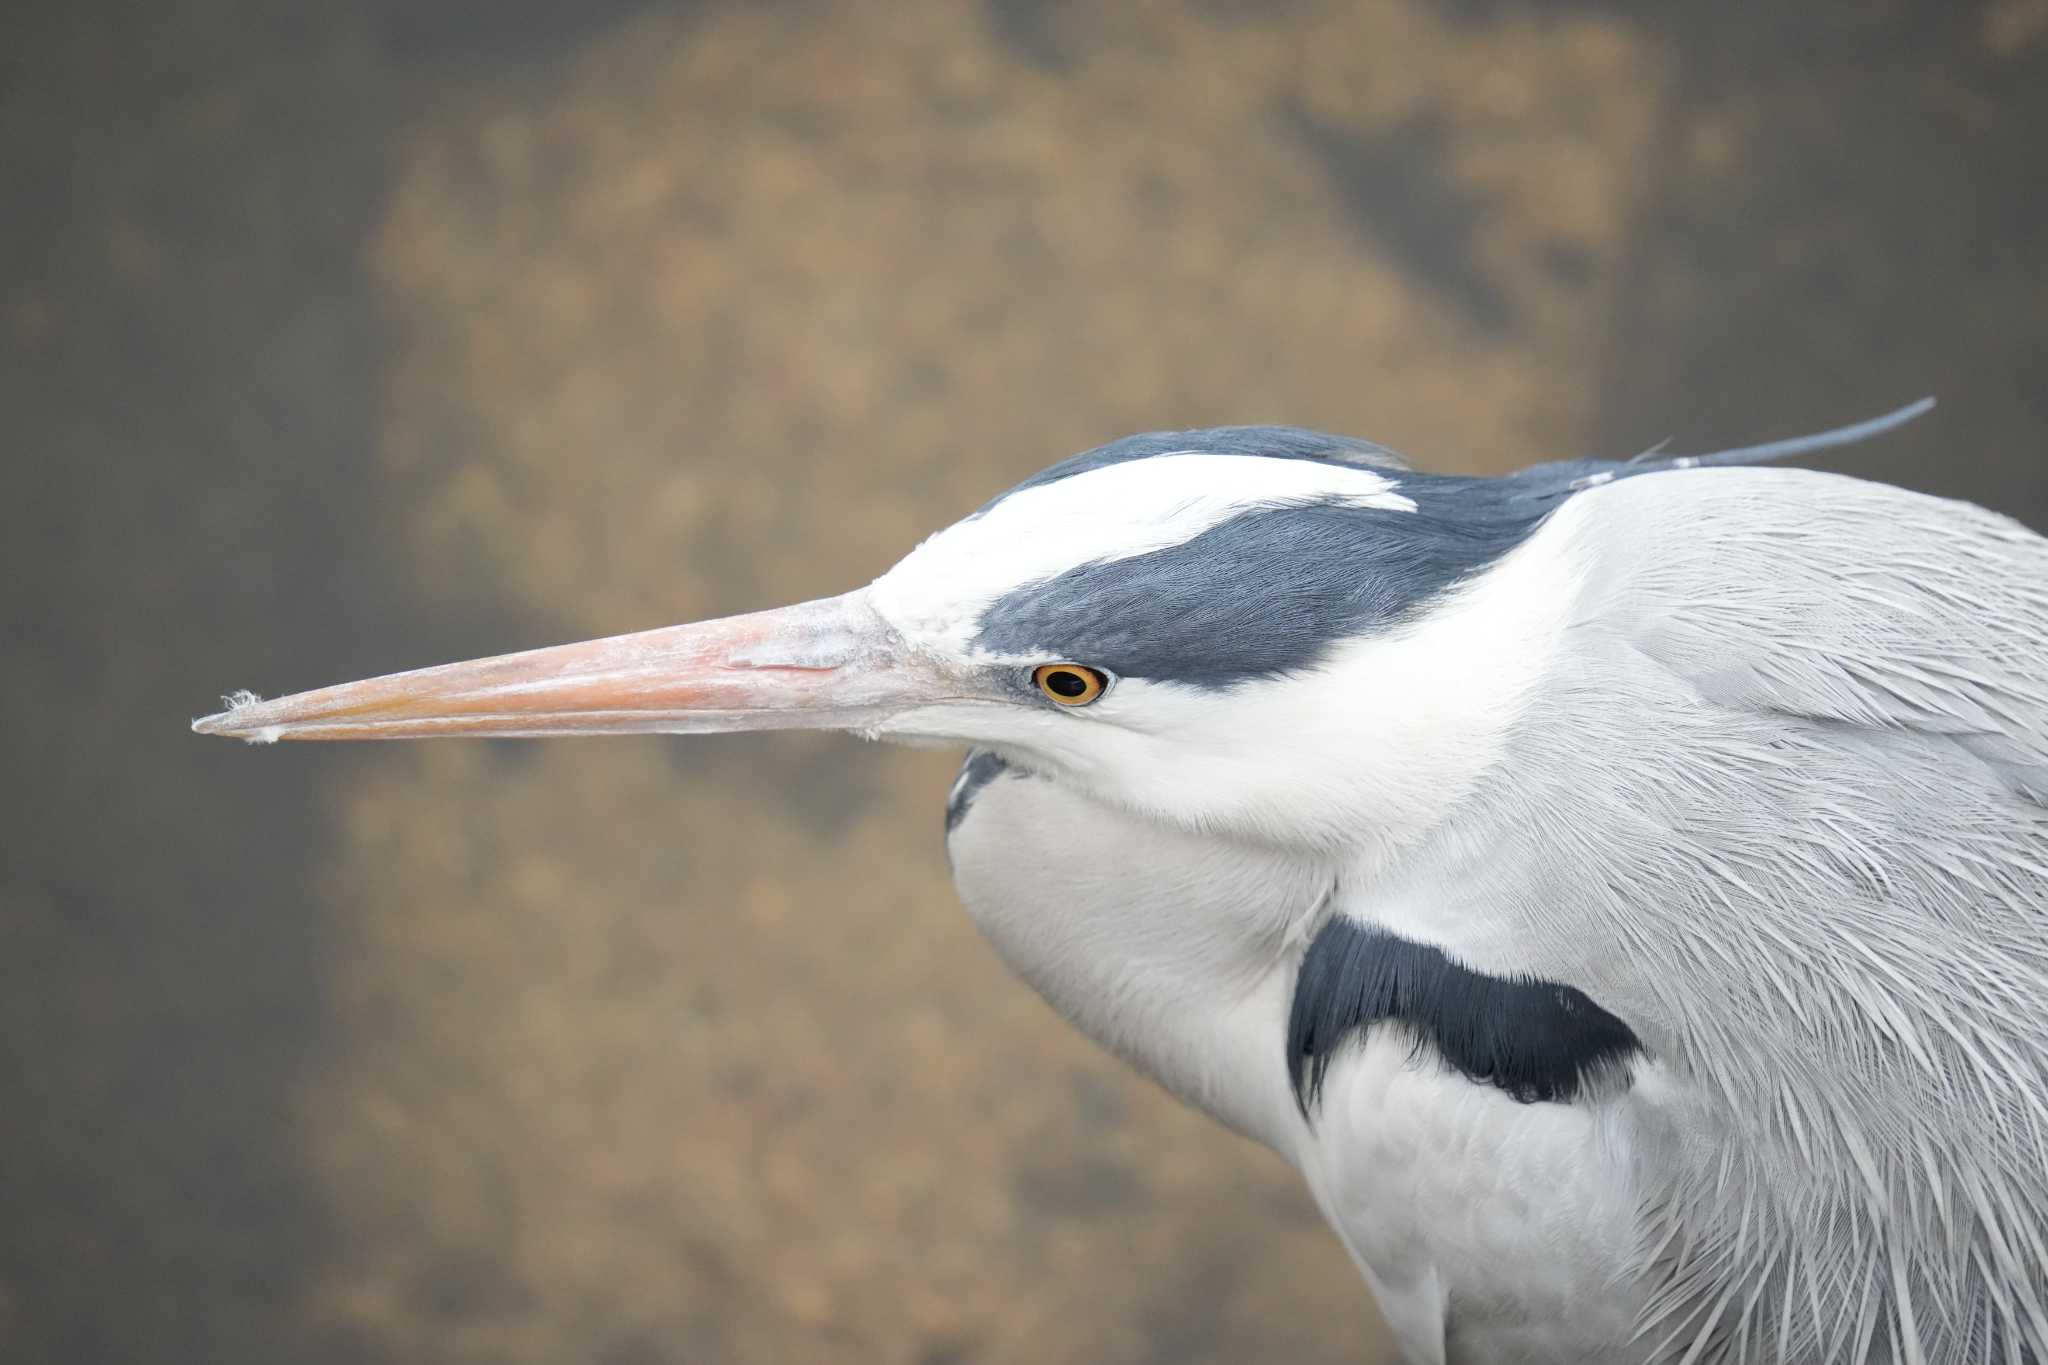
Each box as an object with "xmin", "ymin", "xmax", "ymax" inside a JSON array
[{"xmin": 1046, "ymin": 669, "xmax": 1090, "ymax": 699}]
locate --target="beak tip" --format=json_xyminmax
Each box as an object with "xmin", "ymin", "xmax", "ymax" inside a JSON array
[{"xmin": 193, "ymin": 691, "xmax": 283, "ymax": 743}]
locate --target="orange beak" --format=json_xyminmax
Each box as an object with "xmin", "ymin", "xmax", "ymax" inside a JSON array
[{"xmin": 192, "ymin": 590, "xmax": 946, "ymax": 743}]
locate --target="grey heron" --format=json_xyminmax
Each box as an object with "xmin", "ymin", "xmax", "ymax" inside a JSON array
[{"xmin": 195, "ymin": 397, "xmax": 2048, "ymax": 1365}]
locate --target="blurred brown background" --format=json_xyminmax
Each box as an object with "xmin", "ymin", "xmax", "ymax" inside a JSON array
[{"xmin": 2, "ymin": 2, "xmax": 2044, "ymax": 1362}]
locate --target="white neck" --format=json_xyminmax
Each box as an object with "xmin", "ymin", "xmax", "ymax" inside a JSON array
[{"xmin": 945, "ymin": 759, "xmax": 1329, "ymax": 1151}]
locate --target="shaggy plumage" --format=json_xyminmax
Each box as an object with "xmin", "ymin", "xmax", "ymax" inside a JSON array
[{"xmin": 947, "ymin": 415, "xmax": 2048, "ymax": 1365}]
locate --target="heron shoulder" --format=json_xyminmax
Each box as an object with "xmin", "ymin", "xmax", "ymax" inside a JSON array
[
  {"xmin": 1368, "ymin": 467, "xmax": 2048, "ymax": 1363},
  {"xmin": 1570, "ymin": 464, "xmax": 2048, "ymax": 802}
]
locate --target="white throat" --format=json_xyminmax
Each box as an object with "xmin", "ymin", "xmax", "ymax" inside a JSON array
[{"xmin": 945, "ymin": 760, "xmax": 1328, "ymax": 1149}]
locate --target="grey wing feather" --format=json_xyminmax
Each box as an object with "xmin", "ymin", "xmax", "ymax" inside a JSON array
[
  {"xmin": 1558, "ymin": 466, "xmax": 2048, "ymax": 1363},
  {"xmin": 1600, "ymin": 467, "xmax": 2048, "ymax": 802},
  {"xmin": 1638, "ymin": 472, "xmax": 2048, "ymax": 802}
]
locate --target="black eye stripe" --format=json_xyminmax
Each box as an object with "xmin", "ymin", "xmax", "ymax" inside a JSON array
[{"xmin": 972, "ymin": 485, "xmax": 1556, "ymax": 692}]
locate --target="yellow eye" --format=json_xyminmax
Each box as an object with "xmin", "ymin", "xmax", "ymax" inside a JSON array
[{"xmin": 1032, "ymin": 663, "xmax": 1108, "ymax": 706}]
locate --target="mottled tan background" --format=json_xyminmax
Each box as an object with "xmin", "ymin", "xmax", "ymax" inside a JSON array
[{"xmin": 3, "ymin": 2, "xmax": 2045, "ymax": 1362}]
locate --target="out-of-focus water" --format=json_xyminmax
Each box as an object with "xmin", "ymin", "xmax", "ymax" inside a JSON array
[{"xmin": 2, "ymin": 2, "xmax": 2043, "ymax": 1361}]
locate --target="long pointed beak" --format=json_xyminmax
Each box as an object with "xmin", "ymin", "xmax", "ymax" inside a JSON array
[{"xmin": 192, "ymin": 590, "xmax": 937, "ymax": 743}]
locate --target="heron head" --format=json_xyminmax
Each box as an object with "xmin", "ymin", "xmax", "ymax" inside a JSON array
[{"xmin": 196, "ymin": 428, "xmax": 1577, "ymax": 852}]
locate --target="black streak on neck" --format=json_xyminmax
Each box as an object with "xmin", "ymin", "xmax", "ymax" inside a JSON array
[
  {"xmin": 1287, "ymin": 917, "xmax": 1645, "ymax": 1115},
  {"xmin": 945, "ymin": 749, "xmax": 1012, "ymax": 833}
]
